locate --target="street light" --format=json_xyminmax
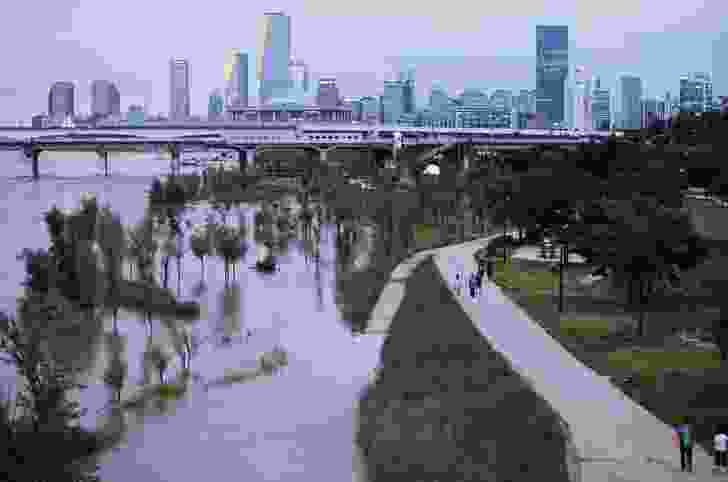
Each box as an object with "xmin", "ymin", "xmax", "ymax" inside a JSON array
[{"xmin": 557, "ymin": 224, "xmax": 569, "ymax": 313}]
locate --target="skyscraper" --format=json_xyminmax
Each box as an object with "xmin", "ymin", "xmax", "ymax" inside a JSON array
[
  {"xmin": 573, "ymin": 66, "xmax": 592, "ymax": 130},
  {"xmin": 400, "ymin": 67, "xmax": 416, "ymax": 114},
  {"xmin": 257, "ymin": 12, "xmax": 291, "ymax": 105},
  {"xmin": 591, "ymin": 76, "xmax": 611, "ymax": 130},
  {"xmin": 536, "ymin": 25, "xmax": 569, "ymax": 128},
  {"xmin": 381, "ymin": 80, "xmax": 406, "ymax": 125},
  {"xmin": 316, "ymin": 77, "xmax": 340, "ymax": 108},
  {"xmin": 224, "ymin": 50, "xmax": 248, "ymax": 108},
  {"xmin": 48, "ymin": 82, "xmax": 75, "ymax": 121},
  {"xmin": 208, "ymin": 89, "xmax": 224, "ymax": 120},
  {"xmin": 169, "ymin": 58, "xmax": 190, "ymax": 120},
  {"xmin": 616, "ymin": 74, "xmax": 642, "ymax": 129}
]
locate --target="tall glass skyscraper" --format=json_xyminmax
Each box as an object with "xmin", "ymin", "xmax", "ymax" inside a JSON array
[
  {"xmin": 257, "ymin": 12, "xmax": 291, "ymax": 105},
  {"xmin": 288, "ymin": 58, "xmax": 309, "ymax": 104},
  {"xmin": 169, "ymin": 58, "xmax": 190, "ymax": 120},
  {"xmin": 616, "ymin": 74, "xmax": 642, "ymax": 129},
  {"xmin": 381, "ymin": 80, "xmax": 406, "ymax": 125},
  {"xmin": 224, "ymin": 50, "xmax": 248, "ymax": 108},
  {"xmin": 399, "ymin": 67, "xmax": 416, "ymax": 114},
  {"xmin": 536, "ymin": 25, "xmax": 569, "ymax": 128}
]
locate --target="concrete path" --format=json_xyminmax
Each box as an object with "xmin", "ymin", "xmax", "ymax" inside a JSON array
[{"xmin": 431, "ymin": 239, "xmax": 721, "ymax": 481}]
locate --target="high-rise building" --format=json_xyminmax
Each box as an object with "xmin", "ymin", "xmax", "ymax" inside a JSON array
[
  {"xmin": 679, "ymin": 72, "xmax": 713, "ymax": 113},
  {"xmin": 713, "ymin": 33, "xmax": 727, "ymax": 101},
  {"xmin": 288, "ymin": 58, "xmax": 309, "ymax": 104},
  {"xmin": 453, "ymin": 88, "xmax": 489, "ymax": 128},
  {"xmin": 513, "ymin": 89, "xmax": 536, "ymax": 129},
  {"xmin": 381, "ymin": 80, "xmax": 406, "ymax": 125},
  {"xmin": 489, "ymin": 89, "xmax": 513, "ymax": 128},
  {"xmin": 536, "ymin": 25, "xmax": 569, "ymax": 128},
  {"xmin": 400, "ymin": 67, "xmax": 416, "ymax": 114},
  {"xmin": 591, "ymin": 76, "xmax": 611, "ymax": 130},
  {"xmin": 360, "ymin": 96, "xmax": 379, "ymax": 124},
  {"xmin": 91, "ymin": 80, "xmax": 121, "ymax": 119},
  {"xmin": 169, "ymin": 58, "xmax": 190, "ymax": 120},
  {"xmin": 257, "ymin": 12, "xmax": 291, "ymax": 105},
  {"xmin": 224, "ymin": 50, "xmax": 248, "ymax": 108},
  {"xmin": 615, "ymin": 74, "xmax": 642, "ymax": 129},
  {"xmin": 48, "ymin": 81, "xmax": 75, "ymax": 121},
  {"xmin": 316, "ymin": 77, "xmax": 340, "ymax": 109},
  {"xmin": 573, "ymin": 66, "xmax": 592, "ymax": 130},
  {"xmin": 208, "ymin": 89, "xmax": 224, "ymax": 120},
  {"xmin": 429, "ymin": 82, "xmax": 451, "ymax": 114},
  {"xmin": 641, "ymin": 97, "xmax": 670, "ymax": 129}
]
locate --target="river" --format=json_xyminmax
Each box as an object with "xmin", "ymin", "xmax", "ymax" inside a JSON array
[{"xmin": 0, "ymin": 150, "xmax": 387, "ymax": 481}]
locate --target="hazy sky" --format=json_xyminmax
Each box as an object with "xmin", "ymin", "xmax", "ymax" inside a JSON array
[{"xmin": 0, "ymin": 0, "xmax": 726, "ymax": 121}]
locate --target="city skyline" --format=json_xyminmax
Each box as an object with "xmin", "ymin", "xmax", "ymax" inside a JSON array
[{"xmin": 0, "ymin": 0, "xmax": 725, "ymax": 121}]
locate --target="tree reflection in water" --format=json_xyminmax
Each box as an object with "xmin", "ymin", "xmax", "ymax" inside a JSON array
[{"xmin": 216, "ymin": 282, "xmax": 242, "ymax": 347}]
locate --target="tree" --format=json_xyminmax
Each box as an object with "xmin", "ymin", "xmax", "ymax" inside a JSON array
[
  {"xmin": 563, "ymin": 196, "xmax": 710, "ymax": 336},
  {"xmin": 215, "ymin": 225, "xmax": 246, "ymax": 284},
  {"xmin": 97, "ymin": 205, "xmax": 125, "ymax": 328},
  {"xmin": 190, "ymin": 225, "xmax": 212, "ymax": 280}
]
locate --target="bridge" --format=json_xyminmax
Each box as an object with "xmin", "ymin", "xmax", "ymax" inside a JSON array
[{"xmin": 0, "ymin": 124, "xmax": 612, "ymax": 180}]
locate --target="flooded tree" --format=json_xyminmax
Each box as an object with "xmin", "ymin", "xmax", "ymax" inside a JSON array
[
  {"xmin": 190, "ymin": 224, "xmax": 212, "ymax": 280},
  {"xmin": 144, "ymin": 345, "xmax": 171, "ymax": 385},
  {"xmin": 215, "ymin": 225, "xmax": 246, "ymax": 284}
]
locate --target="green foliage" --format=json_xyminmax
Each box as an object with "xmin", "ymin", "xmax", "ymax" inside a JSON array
[{"xmin": 559, "ymin": 317, "xmax": 615, "ymax": 338}]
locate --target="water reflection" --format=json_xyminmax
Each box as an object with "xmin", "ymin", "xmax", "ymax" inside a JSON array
[{"xmin": 0, "ymin": 154, "xmax": 426, "ymax": 481}]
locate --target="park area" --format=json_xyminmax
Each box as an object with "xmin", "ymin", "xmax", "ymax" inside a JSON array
[{"xmin": 477, "ymin": 236, "xmax": 728, "ymax": 456}]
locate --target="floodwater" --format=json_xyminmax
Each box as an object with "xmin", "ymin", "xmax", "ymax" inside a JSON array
[{"xmin": 0, "ymin": 150, "xmax": 387, "ymax": 481}]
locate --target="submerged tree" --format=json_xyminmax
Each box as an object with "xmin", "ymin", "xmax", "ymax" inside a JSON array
[{"xmin": 190, "ymin": 224, "xmax": 212, "ymax": 280}]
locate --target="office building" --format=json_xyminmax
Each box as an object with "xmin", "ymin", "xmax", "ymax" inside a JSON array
[
  {"xmin": 224, "ymin": 50, "xmax": 248, "ymax": 108},
  {"xmin": 208, "ymin": 89, "xmax": 224, "ymax": 120},
  {"xmin": 316, "ymin": 77, "xmax": 340, "ymax": 109},
  {"xmin": 91, "ymin": 80, "xmax": 121, "ymax": 120},
  {"xmin": 429, "ymin": 82, "xmax": 451, "ymax": 115},
  {"xmin": 399, "ymin": 67, "xmax": 416, "ymax": 114},
  {"xmin": 381, "ymin": 79, "xmax": 406, "ymax": 125},
  {"xmin": 513, "ymin": 89, "xmax": 536, "ymax": 129},
  {"xmin": 48, "ymin": 81, "xmax": 75, "ymax": 121},
  {"xmin": 572, "ymin": 66, "xmax": 592, "ymax": 130},
  {"xmin": 360, "ymin": 96, "xmax": 379, "ymax": 124},
  {"xmin": 453, "ymin": 89, "xmax": 488, "ymax": 128},
  {"xmin": 31, "ymin": 114, "xmax": 49, "ymax": 128},
  {"xmin": 536, "ymin": 25, "xmax": 569, "ymax": 128},
  {"xmin": 641, "ymin": 97, "xmax": 671, "ymax": 129},
  {"xmin": 615, "ymin": 74, "xmax": 642, "ymax": 129},
  {"xmin": 591, "ymin": 76, "xmax": 610, "ymax": 130},
  {"xmin": 257, "ymin": 12, "xmax": 291, "ymax": 105},
  {"xmin": 169, "ymin": 58, "xmax": 190, "ymax": 120},
  {"xmin": 127, "ymin": 104, "xmax": 145, "ymax": 126},
  {"xmin": 679, "ymin": 72, "xmax": 713, "ymax": 113},
  {"xmin": 288, "ymin": 58, "xmax": 310, "ymax": 104},
  {"xmin": 489, "ymin": 89, "xmax": 513, "ymax": 128}
]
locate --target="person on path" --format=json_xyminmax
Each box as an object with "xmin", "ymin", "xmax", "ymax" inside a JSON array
[
  {"xmin": 714, "ymin": 426, "xmax": 728, "ymax": 472},
  {"xmin": 454, "ymin": 272, "xmax": 462, "ymax": 296},
  {"xmin": 468, "ymin": 272, "xmax": 477, "ymax": 300},
  {"xmin": 676, "ymin": 417, "xmax": 695, "ymax": 472}
]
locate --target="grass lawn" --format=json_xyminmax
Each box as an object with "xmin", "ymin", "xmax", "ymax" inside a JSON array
[
  {"xmin": 485, "ymin": 252, "xmax": 728, "ymax": 453},
  {"xmin": 559, "ymin": 317, "xmax": 616, "ymax": 338},
  {"xmin": 493, "ymin": 258, "xmax": 558, "ymax": 292}
]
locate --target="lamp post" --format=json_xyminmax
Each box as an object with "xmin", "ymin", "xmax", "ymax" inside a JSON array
[{"xmin": 557, "ymin": 224, "xmax": 569, "ymax": 313}]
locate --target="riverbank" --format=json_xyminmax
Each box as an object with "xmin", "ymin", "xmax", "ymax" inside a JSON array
[{"xmin": 357, "ymin": 254, "xmax": 572, "ymax": 482}]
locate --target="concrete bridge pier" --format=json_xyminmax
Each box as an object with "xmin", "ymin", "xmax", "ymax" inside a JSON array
[
  {"xmin": 97, "ymin": 149, "xmax": 110, "ymax": 177},
  {"xmin": 24, "ymin": 145, "xmax": 41, "ymax": 181},
  {"xmin": 234, "ymin": 147, "xmax": 256, "ymax": 174},
  {"xmin": 165, "ymin": 143, "xmax": 181, "ymax": 176}
]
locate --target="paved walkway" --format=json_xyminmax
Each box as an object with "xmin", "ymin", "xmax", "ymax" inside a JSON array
[{"xmin": 432, "ymin": 238, "xmax": 721, "ymax": 481}]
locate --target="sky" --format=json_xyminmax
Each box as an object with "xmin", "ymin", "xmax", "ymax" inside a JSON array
[{"xmin": 0, "ymin": 0, "xmax": 726, "ymax": 122}]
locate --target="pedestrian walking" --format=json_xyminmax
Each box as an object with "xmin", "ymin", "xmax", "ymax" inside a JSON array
[
  {"xmin": 714, "ymin": 426, "xmax": 728, "ymax": 472},
  {"xmin": 475, "ymin": 270, "xmax": 483, "ymax": 294},
  {"xmin": 454, "ymin": 272, "xmax": 462, "ymax": 296},
  {"xmin": 676, "ymin": 417, "xmax": 695, "ymax": 472},
  {"xmin": 468, "ymin": 272, "xmax": 477, "ymax": 300}
]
